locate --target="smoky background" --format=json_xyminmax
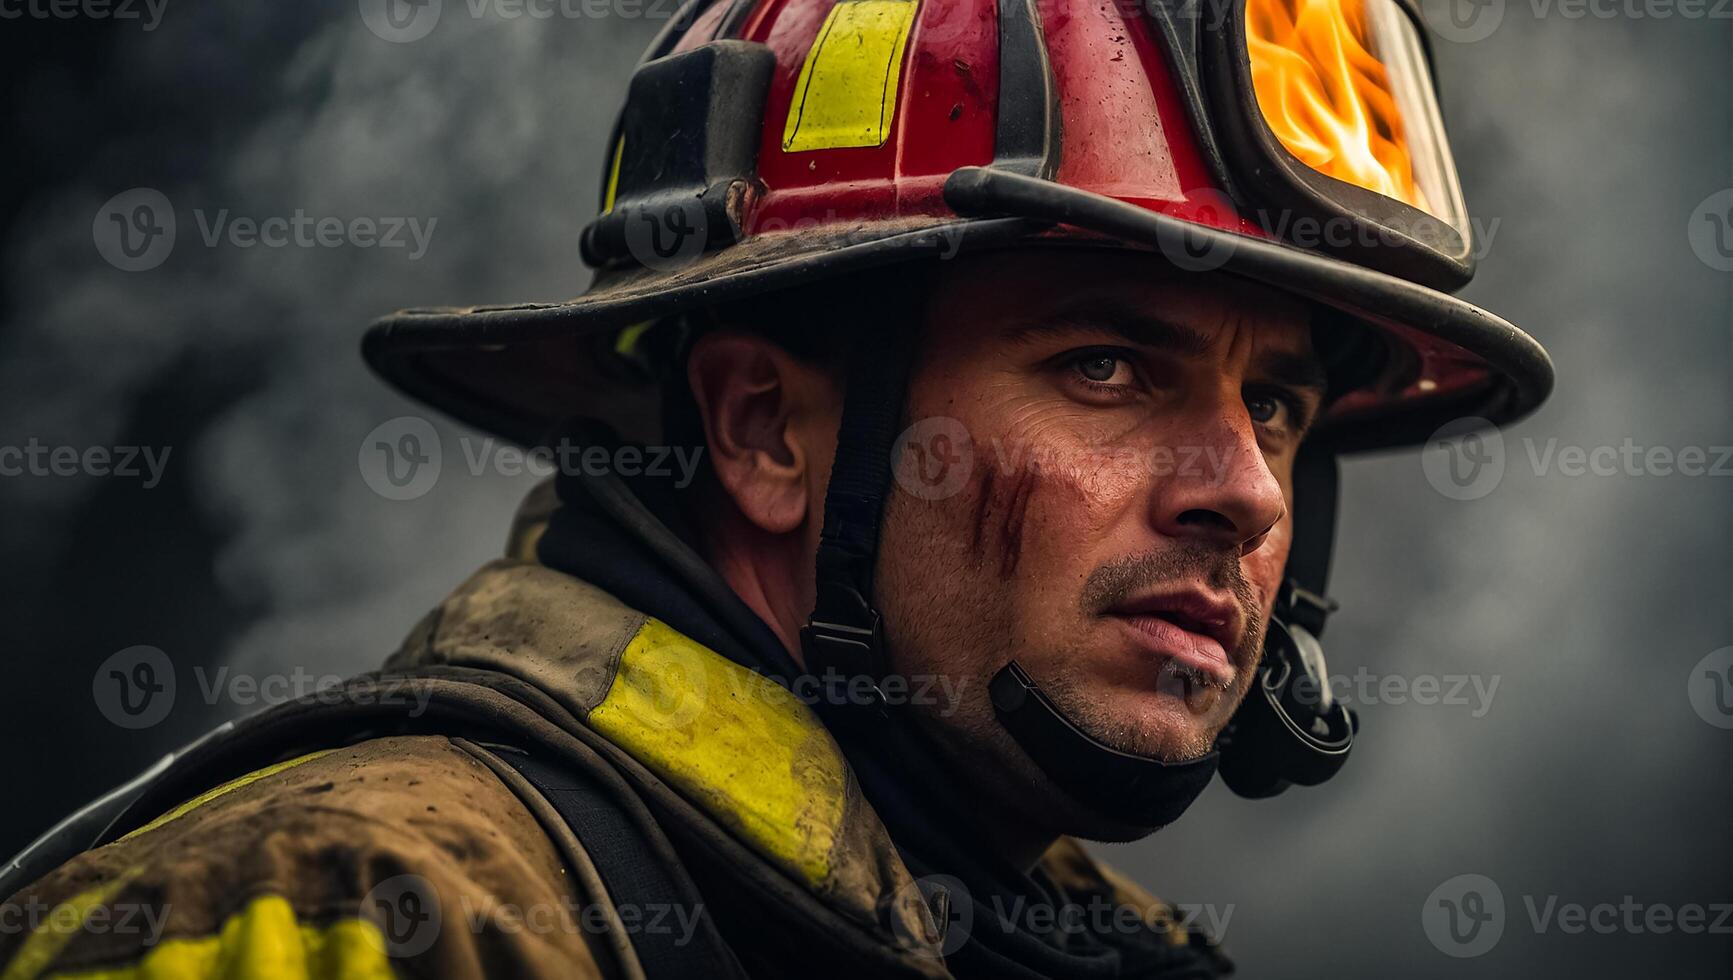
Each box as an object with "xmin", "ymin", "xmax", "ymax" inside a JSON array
[{"xmin": 0, "ymin": 4, "xmax": 1726, "ymax": 977}]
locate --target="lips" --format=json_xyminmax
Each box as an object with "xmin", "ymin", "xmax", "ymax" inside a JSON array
[{"xmin": 1105, "ymin": 588, "xmax": 1243, "ymax": 687}]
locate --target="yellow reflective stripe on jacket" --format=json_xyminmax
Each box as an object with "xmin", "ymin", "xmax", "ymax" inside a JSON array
[
  {"xmin": 587, "ymin": 617, "xmax": 848, "ymax": 887},
  {"xmin": 36, "ymin": 895, "xmax": 392, "ymax": 980},
  {"xmin": 117, "ymin": 751, "xmax": 336, "ymax": 842}
]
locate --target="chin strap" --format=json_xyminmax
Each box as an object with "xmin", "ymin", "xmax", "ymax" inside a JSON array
[{"xmin": 988, "ymin": 663, "xmax": 1219, "ymax": 829}]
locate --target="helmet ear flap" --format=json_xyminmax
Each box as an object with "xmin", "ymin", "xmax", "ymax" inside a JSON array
[{"xmin": 1217, "ymin": 591, "xmax": 1357, "ymax": 799}]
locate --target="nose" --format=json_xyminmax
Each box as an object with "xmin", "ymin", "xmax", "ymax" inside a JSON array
[{"xmin": 1149, "ymin": 411, "xmax": 1287, "ymax": 557}]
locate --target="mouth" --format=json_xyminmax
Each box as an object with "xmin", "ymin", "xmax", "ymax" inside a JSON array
[{"xmin": 1104, "ymin": 587, "xmax": 1244, "ymax": 690}]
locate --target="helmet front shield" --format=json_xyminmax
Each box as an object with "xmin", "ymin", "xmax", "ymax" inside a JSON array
[{"xmin": 1204, "ymin": 0, "xmax": 1475, "ymax": 287}]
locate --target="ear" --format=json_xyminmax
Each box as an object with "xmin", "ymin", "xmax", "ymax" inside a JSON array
[{"xmin": 686, "ymin": 331, "xmax": 836, "ymax": 535}]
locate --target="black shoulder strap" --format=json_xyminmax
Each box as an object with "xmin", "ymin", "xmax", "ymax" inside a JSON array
[{"xmin": 496, "ymin": 748, "xmax": 745, "ymax": 979}]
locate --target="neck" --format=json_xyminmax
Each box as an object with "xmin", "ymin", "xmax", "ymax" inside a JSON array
[
  {"xmin": 702, "ymin": 509, "xmax": 811, "ymax": 659},
  {"xmin": 698, "ymin": 501, "xmax": 1064, "ymax": 879},
  {"xmin": 891, "ymin": 703, "xmax": 1068, "ymax": 876},
  {"xmin": 981, "ymin": 812, "xmax": 1062, "ymax": 875}
]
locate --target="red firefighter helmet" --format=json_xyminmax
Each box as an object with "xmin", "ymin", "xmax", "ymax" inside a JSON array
[{"xmin": 364, "ymin": 0, "xmax": 1553, "ymax": 454}]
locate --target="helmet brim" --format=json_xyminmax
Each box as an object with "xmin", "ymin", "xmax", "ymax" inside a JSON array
[{"xmin": 364, "ymin": 172, "xmax": 1552, "ymax": 454}]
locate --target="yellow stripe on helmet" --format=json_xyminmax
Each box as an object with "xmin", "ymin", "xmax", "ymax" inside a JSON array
[{"xmin": 782, "ymin": 0, "xmax": 920, "ymax": 152}]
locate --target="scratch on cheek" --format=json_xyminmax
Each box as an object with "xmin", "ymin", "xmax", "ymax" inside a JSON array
[
  {"xmin": 998, "ymin": 467, "xmax": 1038, "ymax": 578},
  {"xmin": 970, "ymin": 467, "xmax": 996, "ymax": 557}
]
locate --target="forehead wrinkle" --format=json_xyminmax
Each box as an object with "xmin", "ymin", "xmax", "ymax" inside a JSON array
[{"xmin": 1000, "ymin": 296, "xmax": 1214, "ymax": 359}]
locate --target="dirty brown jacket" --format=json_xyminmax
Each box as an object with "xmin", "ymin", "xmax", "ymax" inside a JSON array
[{"xmin": 1, "ymin": 518, "xmax": 1219, "ymax": 979}]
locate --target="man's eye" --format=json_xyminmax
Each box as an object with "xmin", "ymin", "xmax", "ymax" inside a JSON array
[
  {"xmin": 1246, "ymin": 390, "xmax": 1304, "ymax": 431},
  {"xmin": 1072, "ymin": 352, "xmax": 1136, "ymax": 387},
  {"xmin": 1247, "ymin": 393, "xmax": 1282, "ymax": 425}
]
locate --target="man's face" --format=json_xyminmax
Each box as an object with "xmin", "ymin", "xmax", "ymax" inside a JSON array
[{"xmin": 876, "ymin": 249, "xmax": 1325, "ymax": 835}]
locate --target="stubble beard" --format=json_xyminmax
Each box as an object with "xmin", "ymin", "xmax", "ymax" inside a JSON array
[{"xmin": 1046, "ymin": 544, "xmax": 1269, "ymax": 762}]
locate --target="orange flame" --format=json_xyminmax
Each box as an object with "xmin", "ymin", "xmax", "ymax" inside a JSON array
[{"xmin": 1245, "ymin": 0, "xmax": 1428, "ymax": 212}]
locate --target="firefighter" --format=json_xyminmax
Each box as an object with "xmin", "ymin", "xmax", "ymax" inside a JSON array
[{"xmin": 1, "ymin": 1, "xmax": 1552, "ymax": 977}]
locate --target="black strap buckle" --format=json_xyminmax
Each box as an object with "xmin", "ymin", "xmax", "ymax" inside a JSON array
[
  {"xmin": 800, "ymin": 583, "xmax": 889, "ymax": 709},
  {"xmin": 1280, "ymin": 579, "xmax": 1339, "ymax": 638}
]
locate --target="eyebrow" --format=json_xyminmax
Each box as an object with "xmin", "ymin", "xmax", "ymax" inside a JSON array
[
  {"xmin": 1005, "ymin": 300, "xmax": 1215, "ymax": 358},
  {"xmin": 1252, "ymin": 349, "xmax": 1329, "ymax": 395},
  {"xmin": 1004, "ymin": 298, "xmax": 1329, "ymax": 394}
]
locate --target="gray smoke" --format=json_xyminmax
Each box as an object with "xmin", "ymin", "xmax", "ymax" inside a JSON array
[{"xmin": 1, "ymin": 8, "xmax": 662, "ymax": 678}]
